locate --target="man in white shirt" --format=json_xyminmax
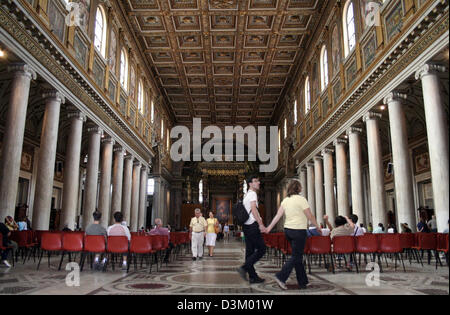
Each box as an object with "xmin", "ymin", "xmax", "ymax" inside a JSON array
[
  {"xmin": 107, "ymin": 212, "xmax": 131, "ymax": 270},
  {"xmin": 189, "ymin": 208, "xmax": 207, "ymax": 261},
  {"xmin": 236, "ymin": 175, "xmax": 267, "ymax": 284}
]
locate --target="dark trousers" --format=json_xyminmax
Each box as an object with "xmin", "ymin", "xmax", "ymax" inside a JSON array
[
  {"xmin": 242, "ymin": 222, "xmax": 266, "ymax": 279},
  {"xmin": 277, "ymin": 229, "xmax": 308, "ymax": 287}
]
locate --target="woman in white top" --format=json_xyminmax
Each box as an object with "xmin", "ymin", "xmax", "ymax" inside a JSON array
[{"xmin": 265, "ymin": 180, "xmax": 321, "ymax": 290}]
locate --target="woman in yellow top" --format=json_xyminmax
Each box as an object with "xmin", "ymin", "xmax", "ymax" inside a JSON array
[
  {"xmin": 265, "ymin": 180, "xmax": 321, "ymax": 291},
  {"xmin": 206, "ymin": 211, "xmax": 219, "ymax": 257}
]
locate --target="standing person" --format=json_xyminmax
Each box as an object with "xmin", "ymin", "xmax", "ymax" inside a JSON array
[
  {"xmin": 85, "ymin": 211, "xmax": 107, "ymax": 270},
  {"xmin": 107, "ymin": 212, "xmax": 131, "ymax": 270},
  {"xmin": 236, "ymin": 175, "xmax": 266, "ymax": 284},
  {"xmin": 206, "ymin": 211, "xmax": 219, "ymax": 257},
  {"xmin": 428, "ymin": 215, "xmax": 438, "ymax": 233},
  {"xmin": 189, "ymin": 208, "xmax": 207, "ymax": 261},
  {"xmin": 265, "ymin": 180, "xmax": 321, "ymax": 290},
  {"xmin": 223, "ymin": 223, "xmax": 230, "ymax": 242}
]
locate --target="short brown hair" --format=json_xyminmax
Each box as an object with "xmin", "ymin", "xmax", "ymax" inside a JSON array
[{"xmin": 286, "ymin": 180, "xmax": 302, "ymax": 197}]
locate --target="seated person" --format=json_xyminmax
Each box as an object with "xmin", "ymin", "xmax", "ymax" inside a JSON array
[
  {"xmin": 107, "ymin": 212, "xmax": 131, "ymax": 270},
  {"xmin": 149, "ymin": 218, "xmax": 173, "ymax": 263},
  {"xmin": 350, "ymin": 214, "xmax": 364, "ymax": 236},
  {"xmin": 307, "ymin": 224, "xmax": 322, "ymax": 237},
  {"xmin": 4, "ymin": 216, "xmax": 18, "ymax": 231},
  {"xmin": 85, "ymin": 211, "xmax": 107, "ymax": 269},
  {"xmin": 323, "ymin": 215, "xmax": 355, "ymax": 240},
  {"xmin": 17, "ymin": 217, "xmax": 27, "ymax": 231},
  {"xmin": 0, "ymin": 222, "xmax": 12, "ymax": 267}
]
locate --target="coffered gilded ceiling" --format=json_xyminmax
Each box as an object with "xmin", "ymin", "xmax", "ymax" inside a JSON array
[{"xmin": 122, "ymin": 0, "xmax": 323, "ymax": 127}]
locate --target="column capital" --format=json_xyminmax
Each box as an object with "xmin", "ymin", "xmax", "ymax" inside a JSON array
[
  {"xmin": 383, "ymin": 91, "xmax": 407, "ymax": 105},
  {"xmin": 7, "ymin": 63, "xmax": 37, "ymax": 80},
  {"xmin": 124, "ymin": 154, "xmax": 134, "ymax": 161},
  {"xmin": 42, "ymin": 90, "xmax": 66, "ymax": 104},
  {"xmin": 321, "ymin": 148, "xmax": 334, "ymax": 155},
  {"xmin": 314, "ymin": 155, "xmax": 323, "ymax": 161},
  {"xmin": 333, "ymin": 138, "xmax": 347, "ymax": 146},
  {"xmin": 113, "ymin": 145, "xmax": 125, "ymax": 153},
  {"xmin": 133, "ymin": 161, "xmax": 142, "ymax": 167},
  {"xmin": 87, "ymin": 126, "xmax": 104, "ymax": 136},
  {"xmin": 363, "ymin": 111, "xmax": 382, "ymax": 123},
  {"xmin": 67, "ymin": 110, "xmax": 86, "ymax": 122},
  {"xmin": 346, "ymin": 127, "xmax": 363, "ymax": 136},
  {"xmin": 306, "ymin": 161, "xmax": 315, "ymax": 168},
  {"xmin": 101, "ymin": 136, "xmax": 115, "ymax": 146},
  {"xmin": 415, "ymin": 63, "xmax": 446, "ymax": 80}
]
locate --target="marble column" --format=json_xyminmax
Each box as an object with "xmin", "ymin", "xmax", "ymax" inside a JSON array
[
  {"xmin": 0, "ymin": 64, "xmax": 36, "ymax": 220},
  {"xmin": 385, "ymin": 92, "xmax": 416, "ymax": 230},
  {"xmin": 314, "ymin": 156, "xmax": 325, "ymax": 225},
  {"xmin": 138, "ymin": 166, "xmax": 148, "ymax": 230},
  {"xmin": 32, "ymin": 90, "xmax": 65, "ymax": 230},
  {"xmin": 334, "ymin": 138, "xmax": 349, "ymax": 217},
  {"xmin": 322, "ymin": 148, "xmax": 336, "ymax": 226},
  {"xmin": 299, "ymin": 167, "xmax": 307, "ymax": 198},
  {"xmin": 347, "ymin": 127, "xmax": 365, "ymax": 225},
  {"xmin": 98, "ymin": 136, "xmax": 115, "ymax": 228},
  {"xmin": 130, "ymin": 161, "xmax": 142, "ymax": 232},
  {"xmin": 121, "ymin": 155, "xmax": 133, "ymax": 225},
  {"xmin": 306, "ymin": 162, "xmax": 316, "ymax": 216},
  {"xmin": 82, "ymin": 126, "xmax": 103, "ymax": 230},
  {"xmin": 151, "ymin": 177, "xmax": 161, "ymax": 225},
  {"xmin": 363, "ymin": 112, "xmax": 387, "ymax": 227},
  {"xmin": 110, "ymin": 146, "xmax": 125, "ymax": 224},
  {"xmin": 415, "ymin": 63, "xmax": 449, "ymax": 232},
  {"xmin": 60, "ymin": 111, "xmax": 86, "ymax": 230}
]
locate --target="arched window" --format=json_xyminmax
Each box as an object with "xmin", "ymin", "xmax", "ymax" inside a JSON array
[
  {"xmin": 284, "ymin": 118, "xmax": 287, "ymax": 139},
  {"xmin": 137, "ymin": 80, "xmax": 144, "ymax": 114},
  {"xmin": 293, "ymin": 99, "xmax": 298, "ymax": 125},
  {"xmin": 94, "ymin": 6, "xmax": 107, "ymax": 58},
  {"xmin": 304, "ymin": 77, "xmax": 310, "ymax": 114},
  {"xmin": 199, "ymin": 180, "xmax": 203, "ymax": 203},
  {"xmin": 320, "ymin": 45, "xmax": 329, "ymax": 91},
  {"xmin": 150, "ymin": 101, "xmax": 155, "ymax": 123},
  {"xmin": 343, "ymin": 0, "xmax": 356, "ymax": 57},
  {"xmin": 166, "ymin": 128, "xmax": 170, "ymax": 150},
  {"xmin": 161, "ymin": 119, "xmax": 164, "ymax": 139},
  {"xmin": 120, "ymin": 49, "xmax": 128, "ymax": 90}
]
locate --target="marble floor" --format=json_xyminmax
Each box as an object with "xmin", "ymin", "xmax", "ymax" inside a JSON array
[{"xmin": 0, "ymin": 239, "xmax": 448, "ymax": 295}]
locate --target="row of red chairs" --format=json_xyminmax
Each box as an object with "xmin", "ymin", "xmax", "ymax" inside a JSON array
[{"xmin": 263, "ymin": 233, "xmax": 449, "ymax": 274}]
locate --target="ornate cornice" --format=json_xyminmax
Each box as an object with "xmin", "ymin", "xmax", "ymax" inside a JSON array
[
  {"xmin": 0, "ymin": 1, "xmax": 154, "ymax": 162},
  {"xmin": 294, "ymin": 2, "xmax": 449, "ymax": 163}
]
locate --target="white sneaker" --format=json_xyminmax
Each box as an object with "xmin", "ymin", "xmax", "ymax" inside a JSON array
[
  {"xmin": 274, "ymin": 275, "xmax": 287, "ymax": 290},
  {"xmin": 2, "ymin": 260, "xmax": 11, "ymax": 268},
  {"xmin": 121, "ymin": 262, "xmax": 128, "ymax": 270}
]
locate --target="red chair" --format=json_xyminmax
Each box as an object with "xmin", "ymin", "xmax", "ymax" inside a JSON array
[
  {"xmin": 355, "ymin": 234, "xmax": 381, "ymax": 269},
  {"xmin": 105, "ymin": 236, "xmax": 129, "ymax": 271},
  {"xmin": 129, "ymin": 235, "xmax": 154, "ymax": 273},
  {"xmin": 10, "ymin": 231, "xmax": 34, "ymax": 264},
  {"xmin": 378, "ymin": 234, "xmax": 406, "ymax": 272},
  {"xmin": 58, "ymin": 232, "xmax": 84, "ymax": 270},
  {"xmin": 411, "ymin": 233, "xmax": 440, "ymax": 267},
  {"xmin": 308, "ymin": 236, "xmax": 333, "ymax": 274},
  {"xmin": 436, "ymin": 233, "xmax": 448, "ymax": 268},
  {"xmin": 150, "ymin": 235, "xmax": 163, "ymax": 271},
  {"xmin": 399, "ymin": 233, "xmax": 416, "ymax": 264},
  {"xmin": 37, "ymin": 232, "xmax": 62, "ymax": 270},
  {"xmin": 332, "ymin": 236, "xmax": 359, "ymax": 273},
  {"xmin": 80, "ymin": 235, "xmax": 106, "ymax": 271}
]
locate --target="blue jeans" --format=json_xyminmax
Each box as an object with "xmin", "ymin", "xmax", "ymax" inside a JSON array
[
  {"xmin": 276, "ymin": 229, "xmax": 308, "ymax": 287},
  {"xmin": 242, "ymin": 222, "xmax": 266, "ymax": 279}
]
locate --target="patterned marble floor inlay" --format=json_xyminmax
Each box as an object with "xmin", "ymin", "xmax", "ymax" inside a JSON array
[{"xmin": 0, "ymin": 239, "xmax": 448, "ymax": 295}]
